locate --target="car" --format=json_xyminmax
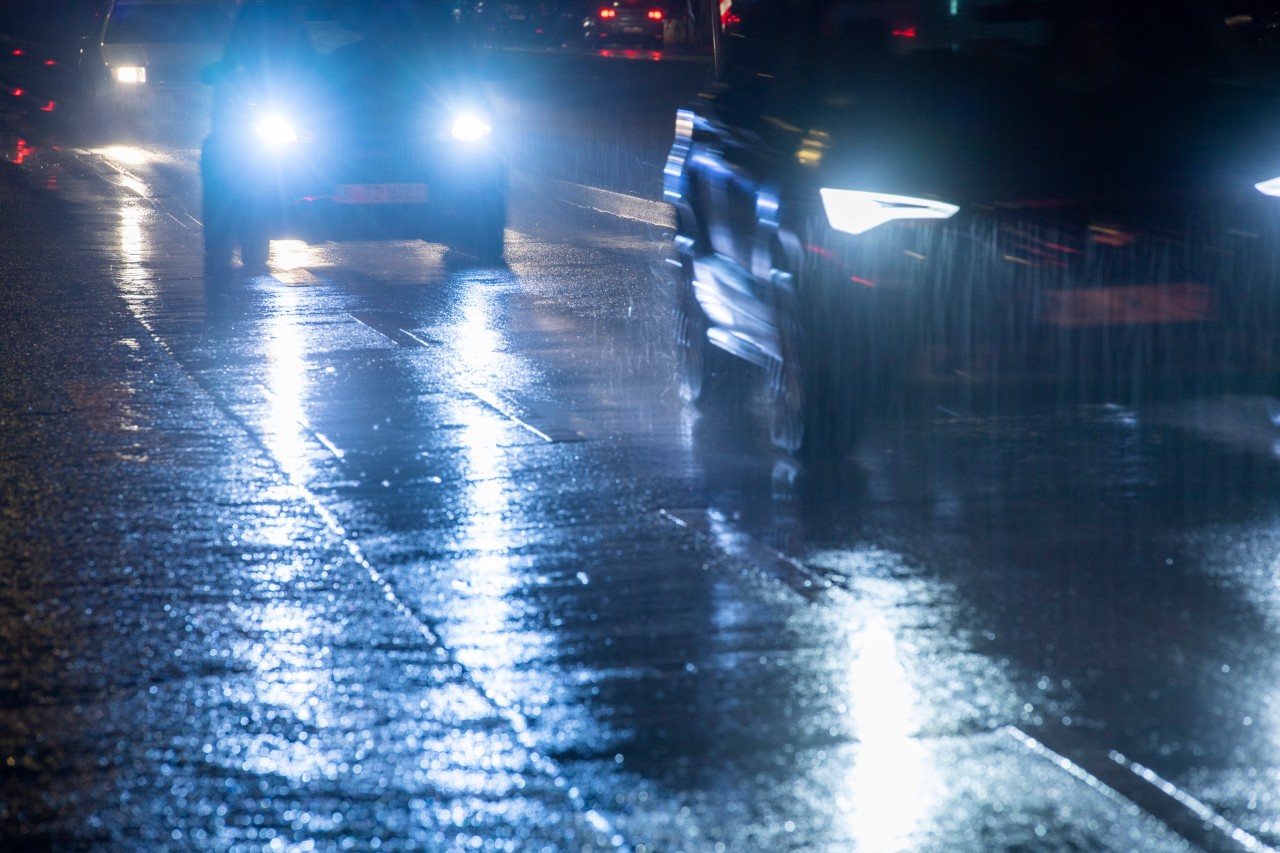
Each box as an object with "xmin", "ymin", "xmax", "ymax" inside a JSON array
[
  {"xmin": 468, "ymin": 0, "xmax": 577, "ymax": 47},
  {"xmin": 1217, "ymin": 2, "xmax": 1280, "ymax": 59},
  {"xmin": 665, "ymin": 0, "xmax": 1280, "ymax": 456},
  {"xmin": 78, "ymin": 0, "xmax": 232, "ymax": 135},
  {"xmin": 200, "ymin": 0, "xmax": 508, "ymax": 272},
  {"xmin": 583, "ymin": 0, "xmax": 667, "ymax": 49}
]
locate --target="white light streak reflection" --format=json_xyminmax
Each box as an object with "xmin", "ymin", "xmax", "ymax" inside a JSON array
[
  {"xmin": 842, "ymin": 615, "xmax": 934, "ymax": 852},
  {"xmin": 269, "ymin": 239, "xmax": 322, "ymax": 285},
  {"xmin": 440, "ymin": 280, "xmax": 555, "ymax": 713},
  {"xmin": 226, "ymin": 598, "xmax": 336, "ymax": 783},
  {"xmin": 119, "ymin": 203, "xmax": 146, "ymax": 274},
  {"xmin": 95, "ymin": 144, "xmax": 151, "ymax": 166},
  {"xmin": 262, "ymin": 312, "xmax": 322, "ymax": 483}
]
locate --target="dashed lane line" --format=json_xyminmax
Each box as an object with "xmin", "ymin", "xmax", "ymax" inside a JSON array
[{"xmin": 663, "ymin": 505, "xmax": 1274, "ymax": 853}]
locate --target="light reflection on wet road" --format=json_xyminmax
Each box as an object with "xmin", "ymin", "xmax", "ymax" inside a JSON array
[{"xmin": 6, "ymin": 51, "xmax": 1280, "ymax": 852}]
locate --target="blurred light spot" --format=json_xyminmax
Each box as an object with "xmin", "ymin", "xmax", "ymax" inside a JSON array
[{"xmin": 844, "ymin": 617, "xmax": 933, "ymax": 850}]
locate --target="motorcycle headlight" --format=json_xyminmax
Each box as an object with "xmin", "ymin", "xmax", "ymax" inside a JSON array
[
  {"xmin": 254, "ymin": 112, "xmax": 299, "ymax": 147},
  {"xmin": 820, "ymin": 189, "xmax": 959, "ymax": 235},
  {"xmin": 113, "ymin": 66, "xmax": 146, "ymax": 84},
  {"xmin": 450, "ymin": 112, "xmax": 492, "ymax": 141}
]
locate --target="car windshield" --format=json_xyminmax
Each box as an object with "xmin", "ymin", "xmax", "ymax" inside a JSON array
[
  {"xmin": 104, "ymin": 3, "xmax": 231, "ymax": 44},
  {"xmin": 726, "ymin": 0, "xmax": 1248, "ymax": 91},
  {"xmin": 225, "ymin": 0, "xmax": 463, "ymax": 63}
]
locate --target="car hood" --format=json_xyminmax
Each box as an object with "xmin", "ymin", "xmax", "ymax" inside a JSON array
[{"xmin": 753, "ymin": 66, "xmax": 1280, "ymax": 214}]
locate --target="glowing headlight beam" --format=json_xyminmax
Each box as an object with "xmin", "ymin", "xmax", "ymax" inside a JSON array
[
  {"xmin": 113, "ymin": 66, "xmax": 146, "ymax": 84},
  {"xmin": 820, "ymin": 188, "xmax": 959, "ymax": 235},
  {"xmin": 450, "ymin": 113, "xmax": 492, "ymax": 141},
  {"xmin": 254, "ymin": 113, "xmax": 299, "ymax": 146},
  {"xmin": 1256, "ymin": 177, "xmax": 1280, "ymax": 197}
]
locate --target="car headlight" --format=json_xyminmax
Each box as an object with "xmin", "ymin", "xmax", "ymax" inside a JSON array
[
  {"xmin": 113, "ymin": 66, "xmax": 146, "ymax": 84},
  {"xmin": 819, "ymin": 189, "xmax": 959, "ymax": 235},
  {"xmin": 450, "ymin": 112, "xmax": 492, "ymax": 141},
  {"xmin": 254, "ymin": 112, "xmax": 299, "ymax": 146},
  {"xmin": 1256, "ymin": 177, "xmax": 1280, "ymax": 197}
]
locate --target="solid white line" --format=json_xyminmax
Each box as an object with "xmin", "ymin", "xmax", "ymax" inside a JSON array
[
  {"xmin": 1005, "ymin": 726, "xmax": 1274, "ymax": 852},
  {"xmin": 1108, "ymin": 750, "xmax": 1278, "ymax": 853}
]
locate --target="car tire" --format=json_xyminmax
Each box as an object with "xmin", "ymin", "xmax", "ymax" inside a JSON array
[
  {"xmin": 202, "ymin": 187, "xmax": 235, "ymax": 273},
  {"xmin": 768, "ymin": 268, "xmax": 814, "ymax": 454},
  {"xmin": 766, "ymin": 231, "xmax": 877, "ymax": 459},
  {"xmin": 676, "ymin": 253, "xmax": 717, "ymax": 404},
  {"xmin": 239, "ymin": 221, "xmax": 271, "ymax": 273}
]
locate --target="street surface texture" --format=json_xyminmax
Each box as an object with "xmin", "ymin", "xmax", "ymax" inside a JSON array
[{"xmin": 2, "ymin": 49, "xmax": 1280, "ymax": 852}]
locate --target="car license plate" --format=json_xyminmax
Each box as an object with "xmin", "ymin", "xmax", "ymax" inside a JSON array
[
  {"xmin": 623, "ymin": 26, "xmax": 644, "ymax": 32},
  {"xmin": 1042, "ymin": 284, "xmax": 1214, "ymax": 327},
  {"xmin": 335, "ymin": 183, "xmax": 427, "ymax": 205}
]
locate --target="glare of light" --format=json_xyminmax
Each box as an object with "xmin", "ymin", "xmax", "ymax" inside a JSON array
[
  {"xmin": 599, "ymin": 8, "xmax": 616, "ymax": 17},
  {"xmin": 842, "ymin": 616, "xmax": 933, "ymax": 851},
  {"xmin": 112, "ymin": 65, "xmax": 146, "ymax": 84},
  {"xmin": 262, "ymin": 314, "xmax": 315, "ymax": 483},
  {"xmin": 255, "ymin": 112, "xmax": 299, "ymax": 146},
  {"xmin": 450, "ymin": 112, "xmax": 492, "ymax": 141},
  {"xmin": 227, "ymin": 599, "xmax": 333, "ymax": 783},
  {"xmin": 458, "ymin": 288, "xmax": 505, "ymax": 376},
  {"xmin": 442, "ymin": 280, "xmax": 557, "ymax": 715},
  {"xmin": 820, "ymin": 188, "xmax": 959, "ymax": 236},
  {"xmin": 647, "ymin": 9, "xmax": 663, "ymax": 19},
  {"xmin": 269, "ymin": 239, "xmax": 316, "ymax": 275},
  {"xmin": 1255, "ymin": 177, "xmax": 1280, "ymax": 197},
  {"xmin": 96, "ymin": 144, "xmax": 150, "ymax": 166},
  {"xmin": 118, "ymin": 203, "xmax": 146, "ymax": 283}
]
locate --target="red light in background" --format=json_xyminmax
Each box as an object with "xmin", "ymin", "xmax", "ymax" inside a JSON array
[
  {"xmin": 12, "ymin": 49, "xmax": 23, "ymax": 56},
  {"xmin": 599, "ymin": 8, "xmax": 616, "ymax": 17},
  {"xmin": 44, "ymin": 59, "xmax": 55, "ymax": 66},
  {"xmin": 648, "ymin": 9, "xmax": 663, "ymax": 19},
  {"xmin": 892, "ymin": 26, "xmax": 916, "ymax": 37},
  {"xmin": 11, "ymin": 88, "xmax": 23, "ymax": 97},
  {"xmin": 40, "ymin": 100, "xmax": 55, "ymax": 112}
]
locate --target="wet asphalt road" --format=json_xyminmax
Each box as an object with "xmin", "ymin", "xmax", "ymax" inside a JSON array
[{"xmin": 5, "ymin": 48, "xmax": 1280, "ymax": 852}]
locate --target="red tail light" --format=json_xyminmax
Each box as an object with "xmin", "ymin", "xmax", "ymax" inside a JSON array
[
  {"xmin": 648, "ymin": 9, "xmax": 663, "ymax": 19},
  {"xmin": 599, "ymin": 8, "xmax": 616, "ymax": 17}
]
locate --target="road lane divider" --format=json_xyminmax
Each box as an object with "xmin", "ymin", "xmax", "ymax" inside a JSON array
[
  {"xmin": 664, "ymin": 506, "xmax": 1270, "ymax": 852},
  {"xmin": 349, "ymin": 310, "xmax": 591, "ymax": 443},
  {"xmin": 1005, "ymin": 725, "xmax": 1275, "ymax": 853}
]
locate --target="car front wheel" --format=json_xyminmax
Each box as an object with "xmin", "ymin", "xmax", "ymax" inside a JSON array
[
  {"xmin": 202, "ymin": 186, "xmax": 235, "ymax": 273},
  {"xmin": 676, "ymin": 254, "xmax": 713, "ymax": 403},
  {"xmin": 768, "ymin": 267, "xmax": 814, "ymax": 454},
  {"xmin": 766, "ymin": 230, "xmax": 887, "ymax": 459},
  {"xmin": 238, "ymin": 218, "xmax": 270, "ymax": 273}
]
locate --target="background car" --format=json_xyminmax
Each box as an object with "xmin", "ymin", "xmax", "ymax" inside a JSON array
[
  {"xmin": 78, "ymin": 0, "xmax": 232, "ymax": 137},
  {"xmin": 666, "ymin": 0, "xmax": 1280, "ymax": 457},
  {"xmin": 466, "ymin": 0, "xmax": 579, "ymax": 47},
  {"xmin": 200, "ymin": 0, "xmax": 507, "ymax": 272},
  {"xmin": 582, "ymin": 0, "xmax": 667, "ymax": 49}
]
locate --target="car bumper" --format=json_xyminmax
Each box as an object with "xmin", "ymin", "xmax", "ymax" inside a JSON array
[{"xmin": 203, "ymin": 135, "xmax": 506, "ymax": 242}]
